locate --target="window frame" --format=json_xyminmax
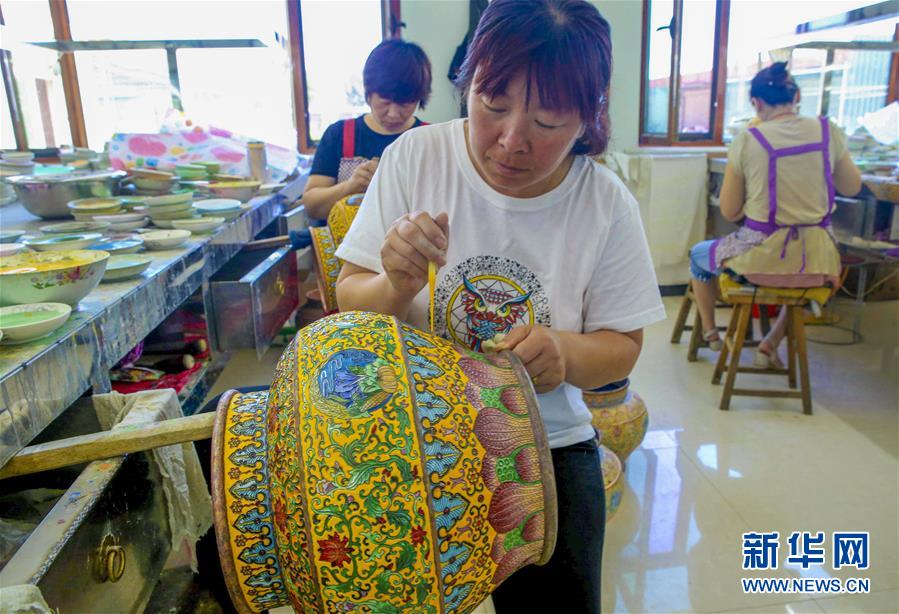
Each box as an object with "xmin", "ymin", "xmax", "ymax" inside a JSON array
[
  {"xmin": 639, "ymin": 0, "xmax": 731, "ymax": 147},
  {"xmin": 2, "ymin": 0, "xmax": 395, "ymax": 155}
]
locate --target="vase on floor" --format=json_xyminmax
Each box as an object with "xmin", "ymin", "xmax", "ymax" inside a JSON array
[
  {"xmin": 211, "ymin": 311, "xmax": 558, "ymax": 614},
  {"xmin": 583, "ymin": 378, "xmax": 648, "ymax": 464},
  {"xmin": 600, "ymin": 444, "xmax": 623, "ymax": 522}
]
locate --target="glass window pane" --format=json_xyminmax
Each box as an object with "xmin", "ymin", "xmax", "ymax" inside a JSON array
[
  {"xmin": 67, "ymin": 0, "xmax": 286, "ymax": 42},
  {"xmin": 301, "ymin": 1, "xmax": 382, "ymax": 141},
  {"xmin": 1, "ymin": 0, "xmax": 55, "ymax": 42},
  {"xmin": 75, "ymin": 50, "xmax": 172, "ymax": 150},
  {"xmin": 0, "ymin": 1, "xmax": 71, "ymax": 148},
  {"xmin": 643, "ymin": 0, "xmax": 675, "ymax": 135},
  {"xmin": 677, "ymin": 0, "xmax": 716, "ymax": 136},
  {"xmin": 1, "ymin": 75, "xmax": 15, "ymax": 150},
  {"xmin": 723, "ymin": 0, "xmax": 885, "ymax": 141},
  {"xmin": 178, "ymin": 46, "xmax": 296, "ymax": 149}
]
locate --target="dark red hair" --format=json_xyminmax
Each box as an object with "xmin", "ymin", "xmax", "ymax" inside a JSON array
[{"xmin": 454, "ymin": 0, "xmax": 613, "ymax": 155}]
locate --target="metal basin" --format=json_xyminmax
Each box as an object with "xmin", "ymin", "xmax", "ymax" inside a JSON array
[{"xmin": 7, "ymin": 170, "xmax": 127, "ymax": 219}]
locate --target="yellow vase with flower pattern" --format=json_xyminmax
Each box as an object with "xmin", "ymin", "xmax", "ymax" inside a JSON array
[{"xmin": 212, "ymin": 311, "xmax": 557, "ymax": 613}]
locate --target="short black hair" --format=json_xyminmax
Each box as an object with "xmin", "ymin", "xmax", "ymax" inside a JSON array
[
  {"xmin": 363, "ymin": 39, "xmax": 432, "ymax": 109},
  {"xmin": 455, "ymin": 0, "xmax": 613, "ymax": 156},
  {"xmin": 750, "ymin": 62, "xmax": 799, "ymax": 106}
]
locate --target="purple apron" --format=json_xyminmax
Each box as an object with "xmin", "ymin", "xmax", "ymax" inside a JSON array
[{"xmin": 710, "ymin": 116, "xmax": 836, "ymax": 273}]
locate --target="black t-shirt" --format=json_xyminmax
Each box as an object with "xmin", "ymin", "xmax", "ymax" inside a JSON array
[{"xmin": 309, "ymin": 115, "xmax": 425, "ymax": 179}]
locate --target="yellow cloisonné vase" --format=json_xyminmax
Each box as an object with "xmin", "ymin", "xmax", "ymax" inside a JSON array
[
  {"xmin": 600, "ymin": 444, "xmax": 623, "ymax": 522},
  {"xmin": 310, "ymin": 193, "xmax": 363, "ymax": 313},
  {"xmin": 583, "ymin": 379, "xmax": 648, "ymax": 463},
  {"xmin": 212, "ymin": 311, "xmax": 557, "ymax": 613}
]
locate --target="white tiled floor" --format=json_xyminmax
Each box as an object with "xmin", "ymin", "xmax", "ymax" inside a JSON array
[{"xmin": 209, "ymin": 295, "xmax": 898, "ymax": 613}]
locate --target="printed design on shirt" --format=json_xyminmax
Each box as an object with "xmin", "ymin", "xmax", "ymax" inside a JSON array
[{"xmin": 436, "ymin": 255, "xmax": 550, "ymax": 351}]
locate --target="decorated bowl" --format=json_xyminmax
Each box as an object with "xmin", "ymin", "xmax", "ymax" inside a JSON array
[
  {"xmin": 0, "ymin": 302, "xmax": 72, "ymax": 344},
  {"xmin": 102, "ymin": 254, "xmax": 153, "ymax": 282},
  {"xmin": 144, "ymin": 190, "xmax": 194, "ymax": 206},
  {"xmin": 208, "ymin": 180, "xmax": 260, "ymax": 202},
  {"xmin": 25, "ymin": 233, "xmax": 103, "ymax": 252},
  {"xmin": 0, "ymin": 249, "xmax": 109, "ymax": 306},
  {"xmin": 39, "ymin": 221, "xmax": 110, "ymax": 234},
  {"xmin": 141, "ymin": 229, "xmax": 191, "ymax": 250},
  {"xmin": 172, "ymin": 216, "xmax": 224, "ymax": 233},
  {"xmin": 89, "ymin": 238, "xmax": 144, "ymax": 255}
]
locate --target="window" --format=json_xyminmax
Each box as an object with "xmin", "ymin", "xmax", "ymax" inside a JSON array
[
  {"xmin": 723, "ymin": 1, "xmax": 894, "ymax": 141},
  {"xmin": 0, "ymin": 0, "xmax": 71, "ymax": 149},
  {"xmin": 640, "ymin": 0, "xmax": 727, "ymax": 145},
  {"xmin": 64, "ymin": 0, "xmax": 297, "ymax": 151},
  {"xmin": 1, "ymin": 1, "xmax": 391, "ymax": 154},
  {"xmin": 641, "ymin": 0, "xmax": 898, "ymax": 146},
  {"xmin": 299, "ymin": 1, "xmax": 384, "ymax": 143}
]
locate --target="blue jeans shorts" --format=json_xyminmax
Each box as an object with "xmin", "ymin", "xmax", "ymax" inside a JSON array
[{"xmin": 690, "ymin": 240, "xmax": 722, "ymax": 282}]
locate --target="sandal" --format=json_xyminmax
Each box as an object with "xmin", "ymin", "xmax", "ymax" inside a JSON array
[
  {"xmin": 702, "ymin": 329, "xmax": 723, "ymax": 351},
  {"xmin": 753, "ymin": 342, "xmax": 785, "ymax": 369}
]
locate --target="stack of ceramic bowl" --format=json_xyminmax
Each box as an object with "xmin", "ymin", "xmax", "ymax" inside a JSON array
[
  {"xmin": 130, "ymin": 168, "xmax": 178, "ymax": 196},
  {"xmin": 208, "ymin": 180, "xmax": 260, "ymax": 203},
  {"xmin": 194, "ymin": 198, "xmax": 243, "ymax": 220},
  {"xmin": 40, "ymin": 220, "xmax": 110, "ymax": 235},
  {"xmin": 144, "ymin": 190, "xmax": 195, "ymax": 228},
  {"xmin": 174, "ymin": 164, "xmax": 207, "ymax": 181},
  {"xmin": 193, "ymin": 161, "xmax": 220, "ymax": 177},
  {"xmin": 67, "ymin": 197, "xmax": 124, "ymax": 221},
  {"xmin": 93, "ymin": 211, "xmax": 149, "ymax": 232},
  {"xmin": 1, "ymin": 151, "xmax": 35, "ymax": 206},
  {"xmin": 171, "ymin": 216, "xmax": 225, "ymax": 234}
]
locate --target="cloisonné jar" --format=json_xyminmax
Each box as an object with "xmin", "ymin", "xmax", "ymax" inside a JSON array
[
  {"xmin": 310, "ymin": 193, "xmax": 363, "ymax": 313},
  {"xmin": 600, "ymin": 444, "xmax": 623, "ymax": 522},
  {"xmin": 583, "ymin": 378, "xmax": 648, "ymax": 463},
  {"xmin": 212, "ymin": 311, "xmax": 557, "ymax": 613}
]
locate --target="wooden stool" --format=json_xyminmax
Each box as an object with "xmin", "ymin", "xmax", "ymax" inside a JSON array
[
  {"xmin": 670, "ymin": 284, "xmax": 734, "ymax": 362},
  {"xmin": 712, "ymin": 276, "xmax": 832, "ymax": 414}
]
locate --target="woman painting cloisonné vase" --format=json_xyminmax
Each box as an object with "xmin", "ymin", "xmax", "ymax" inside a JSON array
[
  {"xmin": 212, "ymin": 311, "xmax": 557, "ymax": 614},
  {"xmin": 583, "ymin": 378, "xmax": 649, "ymax": 464}
]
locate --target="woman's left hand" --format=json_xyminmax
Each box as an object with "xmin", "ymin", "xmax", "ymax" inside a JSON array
[{"xmin": 496, "ymin": 325, "xmax": 567, "ymax": 393}]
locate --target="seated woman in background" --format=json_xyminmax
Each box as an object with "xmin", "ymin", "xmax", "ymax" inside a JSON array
[
  {"xmin": 689, "ymin": 62, "xmax": 861, "ymax": 367},
  {"xmin": 302, "ymin": 39, "xmax": 432, "ymax": 220}
]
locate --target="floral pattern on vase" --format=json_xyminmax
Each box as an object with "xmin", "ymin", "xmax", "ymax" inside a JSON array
[
  {"xmin": 583, "ymin": 379, "xmax": 648, "ymax": 463},
  {"xmin": 600, "ymin": 444, "xmax": 623, "ymax": 521}
]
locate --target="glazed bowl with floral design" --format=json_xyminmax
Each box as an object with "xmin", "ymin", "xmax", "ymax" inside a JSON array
[
  {"xmin": 0, "ymin": 249, "xmax": 109, "ymax": 306},
  {"xmin": 0, "ymin": 302, "xmax": 72, "ymax": 344}
]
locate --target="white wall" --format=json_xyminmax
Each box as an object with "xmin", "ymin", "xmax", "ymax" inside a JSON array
[
  {"xmin": 401, "ymin": 0, "xmax": 470, "ymax": 125},
  {"xmin": 400, "ymin": 0, "xmax": 644, "ymax": 152}
]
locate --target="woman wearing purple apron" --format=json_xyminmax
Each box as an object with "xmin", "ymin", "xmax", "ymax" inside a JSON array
[
  {"xmin": 302, "ymin": 39, "xmax": 432, "ymax": 220},
  {"xmin": 689, "ymin": 62, "xmax": 862, "ymax": 367}
]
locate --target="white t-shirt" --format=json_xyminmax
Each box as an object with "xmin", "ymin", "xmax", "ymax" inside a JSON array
[{"xmin": 336, "ymin": 119, "xmax": 666, "ymax": 448}]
